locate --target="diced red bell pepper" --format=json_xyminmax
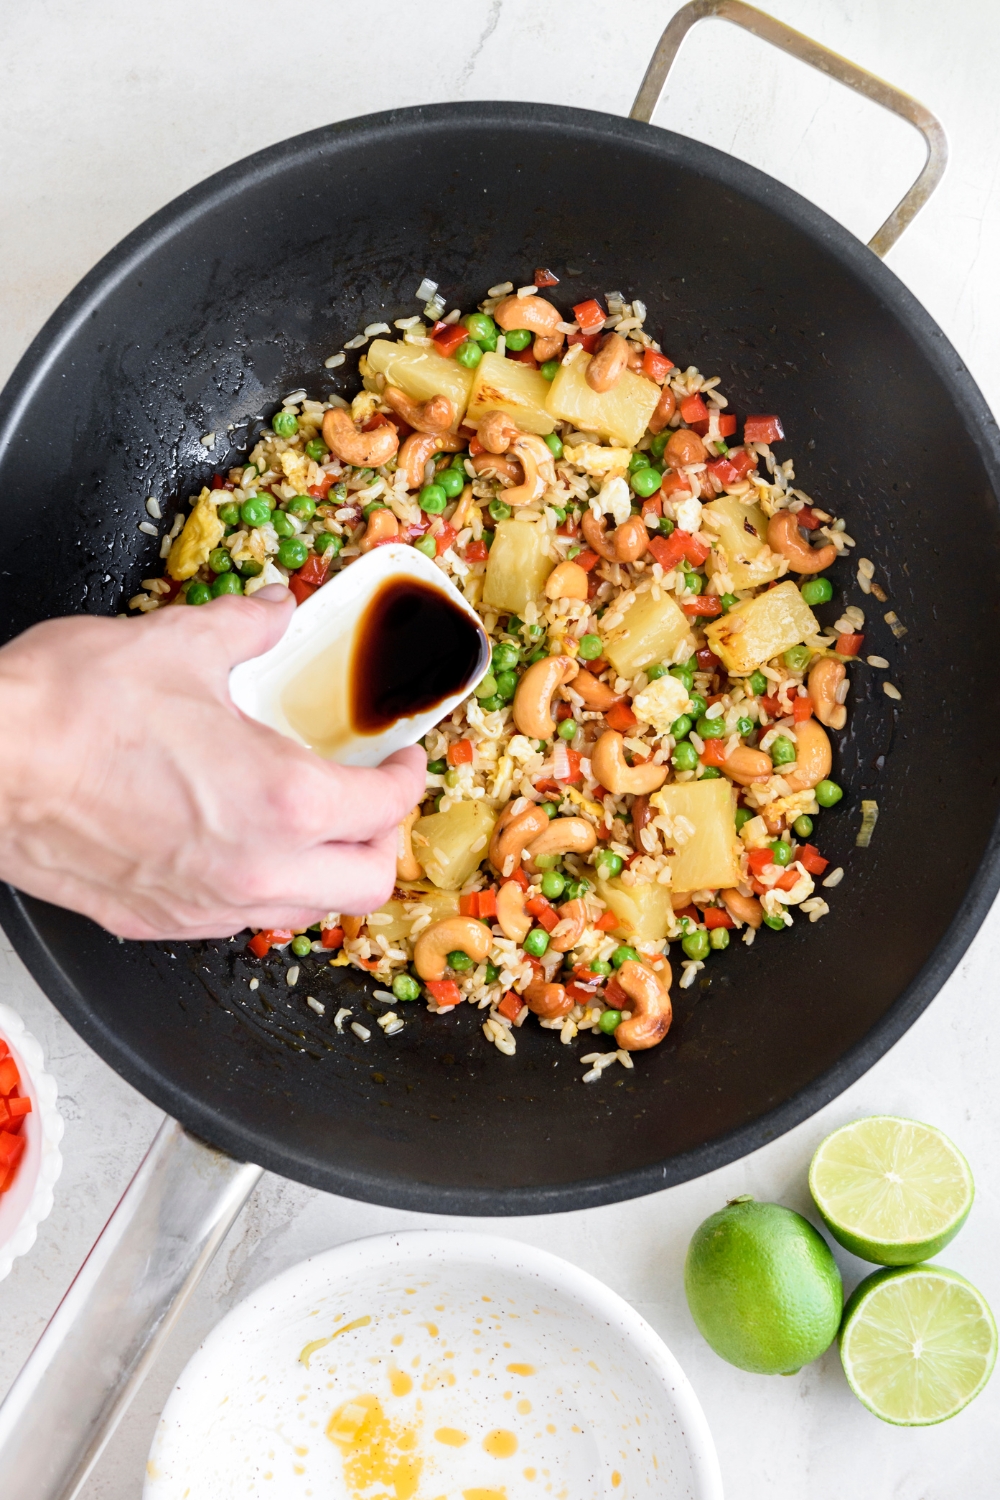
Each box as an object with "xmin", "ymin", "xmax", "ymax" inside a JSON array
[
  {"xmin": 433, "ymin": 324, "xmax": 468, "ymax": 357},
  {"xmin": 792, "ymin": 696, "xmax": 814, "ymax": 722},
  {"xmin": 211, "ymin": 473, "xmax": 226, "ymax": 489},
  {"xmin": 298, "ymin": 552, "xmax": 331, "ymax": 589},
  {"xmin": 799, "ymin": 844, "xmax": 829, "ymax": 875},
  {"xmin": 672, "ymin": 904, "xmax": 700, "ymax": 923},
  {"xmin": 572, "ymin": 963, "xmax": 602, "ymax": 984},
  {"xmin": 682, "ymin": 595, "xmax": 723, "ymax": 618},
  {"xmin": 640, "ymin": 495, "xmax": 662, "ymax": 523},
  {"xmin": 796, "ymin": 505, "xmax": 822, "ymax": 530},
  {"xmin": 534, "ymin": 777, "xmax": 562, "ymax": 794},
  {"xmin": 0, "ymin": 1056, "xmax": 18, "ymax": 1096},
  {"xmin": 0, "ymin": 1130, "xmax": 25, "ymax": 1172},
  {"xmin": 288, "ymin": 573, "xmax": 317, "ymax": 607},
  {"xmin": 678, "ymin": 393, "xmax": 709, "ymax": 424},
  {"xmin": 477, "ymin": 888, "xmax": 497, "ymax": 919},
  {"xmin": 727, "ymin": 447, "xmax": 758, "ymax": 480},
  {"xmin": 567, "ymin": 331, "xmax": 601, "ymax": 353},
  {"xmin": 425, "ymin": 979, "xmax": 463, "ymax": 1008},
  {"xmin": 574, "ymin": 548, "xmax": 600, "ymax": 572},
  {"xmin": 594, "ymin": 911, "xmax": 619, "ymax": 932},
  {"xmin": 307, "ymin": 474, "xmax": 336, "ymax": 500},
  {"xmin": 586, "ymin": 658, "xmax": 610, "ymax": 677},
  {"xmin": 507, "ymin": 867, "xmax": 530, "ymax": 891},
  {"xmin": 700, "ymin": 737, "xmax": 728, "ymax": 768},
  {"xmin": 573, "ymin": 298, "xmax": 606, "ymax": 334},
  {"xmin": 744, "ymin": 414, "xmax": 785, "ymax": 445},
  {"xmin": 836, "ymin": 633, "xmax": 864, "ymax": 657},
  {"xmin": 642, "ymin": 349, "xmax": 673, "ymax": 383},
  {"xmin": 507, "ymin": 348, "xmax": 538, "ymax": 368},
  {"xmin": 659, "ymin": 469, "xmax": 694, "ymax": 499},
  {"xmin": 5, "ymin": 1095, "xmax": 31, "ymax": 1123},
  {"xmin": 647, "ymin": 531, "xmax": 686, "ymax": 570},
  {"xmin": 556, "ymin": 747, "xmax": 583, "ymax": 784},
  {"xmin": 447, "ymin": 738, "xmax": 474, "ymax": 766},
  {"xmin": 469, "ymin": 434, "xmax": 485, "ymax": 457},
  {"xmin": 603, "ymin": 975, "xmax": 629, "ymax": 1009},
  {"xmin": 703, "ymin": 906, "xmax": 735, "ymax": 930},
  {"xmin": 691, "ymin": 413, "xmax": 737, "ymax": 439},
  {"xmin": 498, "ymin": 990, "xmax": 526, "ymax": 1021},
  {"xmin": 605, "ymin": 701, "xmax": 638, "ymax": 732},
  {"xmin": 759, "ymin": 694, "xmax": 781, "ymax": 716},
  {"xmin": 534, "ymin": 267, "xmax": 560, "ymax": 287},
  {"xmin": 775, "ymin": 868, "xmax": 800, "ymax": 892},
  {"xmin": 321, "ymin": 926, "xmax": 344, "ymax": 950},
  {"xmin": 0, "ymin": 1039, "xmax": 10, "ymax": 1062},
  {"xmin": 435, "ymin": 523, "xmax": 458, "ymax": 556},
  {"xmin": 464, "ymin": 539, "xmax": 489, "ymax": 563},
  {"xmin": 706, "ymin": 456, "xmax": 740, "ymax": 486},
  {"xmin": 525, "ymin": 896, "xmax": 559, "ymax": 933},
  {"xmin": 429, "ymin": 320, "xmax": 448, "ymax": 338},
  {"xmin": 247, "ymin": 932, "xmax": 270, "ymax": 959},
  {"xmin": 696, "ymin": 646, "xmax": 722, "ymax": 671},
  {"xmin": 565, "ymin": 982, "xmax": 600, "ymax": 1006},
  {"xmin": 555, "ymin": 700, "xmax": 575, "ymax": 722},
  {"xmin": 556, "ymin": 513, "xmax": 579, "ymax": 538},
  {"xmin": 747, "ymin": 848, "xmax": 776, "ymax": 876}
]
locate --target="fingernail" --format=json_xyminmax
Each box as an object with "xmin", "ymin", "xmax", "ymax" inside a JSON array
[{"xmin": 254, "ymin": 584, "xmax": 292, "ymax": 603}]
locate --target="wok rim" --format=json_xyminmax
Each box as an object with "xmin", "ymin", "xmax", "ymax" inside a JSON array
[{"xmin": 2, "ymin": 100, "xmax": 999, "ymax": 1214}]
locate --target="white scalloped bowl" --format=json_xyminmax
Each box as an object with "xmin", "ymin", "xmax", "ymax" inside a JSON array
[{"xmin": 0, "ymin": 1004, "xmax": 64, "ymax": 1282}]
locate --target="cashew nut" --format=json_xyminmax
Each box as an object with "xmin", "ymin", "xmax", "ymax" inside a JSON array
[
  {"xmin": 585, "ymin": 332, "xmax": 630, "ymax": 393},
  {"xmin": 533, "ymin": 332, "xmax": 564, "ymax": 363},
  {"xmin": 489, "ymin": 801, "xmax": 551, "ymax": 874},
  {"xmin": 591, "ymin": 730, "xmax": 668, "ymax": 796},
  {"xmin": 396, "ymin": 808, "xmax": 421, "ymax": 881},
  {"xmin": 493, "ymin": 294, "xmax": 561, "ymax": 336},
  {"xmin": 767, "ymin": 511, "xmax": 838, "ymax": 574},
  {"xmin": 495, "ymin": 880, "xmax": 532, "ymax": 943},
  {"xmin": 581, "ymin": 510, "xmax": 649, "ymax": 564},
  {"xmin": 614, "ymin": 959, "xmax": 673, "ymax": 1051},
  {"xmin": 648, "ymin": 386, "xmax": 677, "ymax": 434},
  {"xmin": 581, "ymin": 508, "xmax": 618, "ymax": 561},
  {"xmin": 523, "ymin": 817, "xmax": 598, "ymax": 871},
  {"xmin": 571, "ymin": 668, "xmax": 622, "ymax": 711},
  {"xmin": 512, "ymin": 655, "xmax": 579, "ymax": 739},
  {"xmin": 471, "ymin": 451, "xmax": 524, "ymax": 484},
  {"xmin": 627, "ymin": 347, "xmax": 645, "ymax": 373},
  {"xmin": 341, "ymin": 915, "xmax": 364, "ymax": 940},
  {"xmin": 720, "ymin": 888, "xmax": 763, "ymax": 929},
  {"xmin": 808, "ymin": 657, "xmax": 847, "ymax": 730},
  {"xmin": 413, "ymin": 915, "xmax": 492, "ymax": 982},
  {"xmin": 783, "ymin": 719, "xmax": 832, "ymax": 792},
  {"xmin": 478, "ymin": 410, "xmax": 520, "ymax": 453},
  {"xmin": 358, "ymin": 507, "xmax": 400, "ymax": 552},
  {"xmin": 399, "ymin": 430, "xmax": 464, "ymax": 490},
  {"xmin": 665, "ymin": 427, "xmax": 708, "ymax": 466},
  {"xmin": 322, "ymin": 407, "xmax": 400, "ymax": 468},
  {"xmin": 721, "ymin": 745, "xmax": 773, "ymax": 786},
  {"xmin": 544, "ymin": 560, "xmax": 589, "ymax": 601},
  {"xmin": 383, "ymin": 385, "xmax": 456, "ymax": 434},
  {"xmin": 523, "ymin": 972, "xmax": 573, "ymax": 1019},
  {"xmin": 504, "ymin": 433, "xmax": 556, "ymax": 507},
  {"xmin": 548, "ymin": 898, "xmax": 588, "ymax": 953}
]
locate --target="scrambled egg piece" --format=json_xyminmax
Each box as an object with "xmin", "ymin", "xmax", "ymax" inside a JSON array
[
  {"xmin": 166, "ymin": 488, "xmax": 225, "ymax": 581},
  {"xmin": 632, "ymin": 674, "xmax": 692, "ymax": 735},
  {"xmin": 279, "ymin": 448, "xmax": 311, "ymax": 492}
]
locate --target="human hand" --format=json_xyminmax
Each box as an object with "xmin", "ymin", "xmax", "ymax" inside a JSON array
[{"xmin": 0, "ymin": 587, "xmax": 425, "ymax": 940}]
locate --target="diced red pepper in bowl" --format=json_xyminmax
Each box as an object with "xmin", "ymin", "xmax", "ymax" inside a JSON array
[
  {"xmin": 433, "ymin": 324, "xmax": 468, "ymax": 357},
  {"xmin": 744, "ymin": 414, "xmax": 785, "ymax": 444},
  {"xmin": 572, "ymin": 299, "xmax": 606, "ymax": 334},
  {"xmin": 534, "ymin": 268, "xmax": 559, "ymax": 288}
]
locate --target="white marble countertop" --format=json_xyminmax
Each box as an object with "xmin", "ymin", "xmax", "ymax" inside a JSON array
[{"xmin": 2, "ymin": 2, "xmax": 999, "ymax": 1496}]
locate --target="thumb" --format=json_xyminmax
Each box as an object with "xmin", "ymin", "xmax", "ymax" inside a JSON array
[{"xmin": 194, "ymin": 586, "xmax": 296, "ymax": 668}]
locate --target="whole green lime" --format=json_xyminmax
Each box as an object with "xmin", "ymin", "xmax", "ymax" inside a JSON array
[{"xmin": 684, "ymin": 1196, "xmax": 843, "ymax": 1374}]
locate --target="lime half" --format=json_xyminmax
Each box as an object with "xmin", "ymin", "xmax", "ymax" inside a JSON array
[
  {"xmin": 840, "ymin": 1264, "xmax": 996, "ymax": 1424},
  {"xmin": 808, "ymin": 1116, "xmax": 974, "ymax": 1265}
]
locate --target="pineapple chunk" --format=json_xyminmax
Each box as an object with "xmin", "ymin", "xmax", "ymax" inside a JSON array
[
  {"xmin": 466, "ymin": 352, "xmax": 555, "ymax": 435},
  {"xmin": 546, "ymin": 348, "xmax": 660, "ymax": 447},
  {"xmin": 705, "ymin": 578, "xmax": 819, "ymax": 675},
  {"xmin": 702, "ymin": 494, "xmax": 782, "ymax": 591},
  {"xmin": 650, "ymin": 779, "xmax": 742, "ymax": 892},
  {"xmin": 412, "ymin": 801, "xmax": 497, "ymax": 890},
  {"xmin": 167, "ymin": 488, "xmax": 225, "ymax": 581},
  {"xmin": 368, "ymin": 886, "xmax": 460, "ymax": 942},
  {"xmin": 365, "ymin": 339, "xmax": 473, "ymax": 422},
  {"xmin": 603, "ymin": 589, "xmax": 694, "ymax": 678},
  {"xmin": 482, "ymin": 518, "xmax": 554, "ymax": 613},
  {"xmin": 596, "ymin": 876, "xmax": 673, "ymax": 942}
]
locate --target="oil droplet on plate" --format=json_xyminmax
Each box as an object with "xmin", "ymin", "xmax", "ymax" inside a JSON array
[
  {"xmin": 326, "ymin": 1394, "xmax": 421, "ymax": 1500},
  {"xmin": 434, "ymin": 1427, "xmax": 469, "ymax": 1447},
  {"xmin": 421, "ymin": 1322, "xmax": 439, "ymax": 1337},
  {"xmin": 611, "ymin": 1471, "xmax": 622, "ymax": 1487},
  {"xmin": 483, "ymin": 1429, "xmax": 518, "ymax": 1458},
  {"xmin": 389, "ymin": 1364, "xmax": 413, "ymax": 1397},
  {"xmin": 524, "ymin": 1468, "xmax": 537, "ymax": 1481},
  {"xmin": 506, "ymin": 1363, "xmax": 535, "ymax": 1376},
  {"xmin": 517, "ymin": 1399, "xmax": 531, "ymax": 1415},
  {"xmin": 392, "ymin": 1334, "xmax": 404, "ymax": 1347},
  {"xmin": 300, "ymin": 1316, "xmax": 372, "ymax": 1367},
  {"xmin": 463, "ymin": 1491, "xmax": 506, "ymax": 1500}
]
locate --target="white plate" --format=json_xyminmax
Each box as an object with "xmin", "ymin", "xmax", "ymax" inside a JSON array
[
  {"xmin": 145, "ymin": 1229, "xmax": 722, "ymax": 1499},
  {"xmin": 0, "ymin": 1004, "xmax": 64, "ymax": 1282}
]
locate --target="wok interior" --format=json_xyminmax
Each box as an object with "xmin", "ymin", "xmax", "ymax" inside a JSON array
[{"xmin": 2, "ymin": 106, "xmax": 998, "ymax": 1211}]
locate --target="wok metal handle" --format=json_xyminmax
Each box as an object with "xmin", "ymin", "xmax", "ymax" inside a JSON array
[
  {"xmin": 0, "ymin": 1117, "xmax": 261, "ymax": 1500},
  {"xmin": 631, "ymin": 0, "xmax": 947, "ymax": 257}
]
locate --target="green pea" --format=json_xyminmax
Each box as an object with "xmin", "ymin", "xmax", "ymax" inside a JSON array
[
  {"xmin": 769, "ymin": 734, "xmax": 797, "ymax": 766},
  {"xmin": 523, "ymin": 927, "xmax": 550, "ymax": 957},
  {"xmin": 659, "ymin": 516, "xmax": 675, "ymax": 536},
  {"xmin": 735, "ymin": 807, "xmax": 754, "ymax": 832},
  {"xmin": 557, "ymin": 718, "xmax": 577, "ymax": 741},
  {"xmin": 455, "ymin": 339, "xmax": 483, "ymax": 369},
  {"xmin": 769, "ymin": 839, "xmax": 792, "ymax": 867},
  {"xmin": 670, "ymin": 666, "xmax": 694, "ymax": 692},
  {"xmin": 670, "ymin": 714, "xmax": 692, "ymax": 740},
  {"xmin": 414, "ymin": 535, "xmax": 437, "ymax": 559},
  {"xmin": 709, "ymin": 927, "xmax": 730, "ymax": 951},
  {"xmin": 277, "ymin": 537, "xmax": 309, "ymax": 570},
  {"xmin": 721, "ymin": 593, "xmax": 739, "ymax": 611},
  {"xmin": 495, "ymin": 670, "xmax": 518, "ymax": 701},
  {"xmin": 631, "ymin": 466, "xmax": 662, "ymax": 498},
  {"xmin": 793, "ymin": 814, "xmax": 814, "ymax": 838},
  {"xmin": 672, "ymin": 741, "xmax": 699, "ymax": 771},
  {"xmin": 543, "ymin": 433, "xmax": 564, "ymax": 460},
  {"xmin": 291, "ymin": 934, "xmax": 312, "ymax": 957},
  {"xmin": 475, "ymin": 673, "xmax": 499, "ymax": 700},
  {"xmin": 419, "ymin": 483, "xmax": 447, "ymax": 514},
  {"xmin": 392, "ymin": 973, "xmax": 421, "ymax": 1002},
  {"xmin": 541, "ymin": 802, "xmax": 558, "ymax": 820},
  {"xmin": 288, "ymin": 494, "xmax": 317, "ymax": 520},
  {"xmin": 611, "ymin": 945, "xmax": 641, "ymax": 969},
  {"xmin": 649, "ymin": 430, "xmax": 670, "ymax": 459},
  {"xmin": 272, "ymin": 410, "xmax": 298, "ymax": 437},
  {"xmin": 589, "ymin": 958, "xmax": 613, "ymax": 977},
  {"xmin": 599, "ymin": 1009, "xmax": 622, "ymax": 1035},
  {"xmin": 437, "ymin": 467, "xmax": 465, "ymax": 499},
  {"xmin": 578, "ymin": 634, "xmax": 603, "ymax": 660},
  {"xmin": 784, "ymin": 643, "xmax": 812, "ymax": 673},
  {"xmin": 218, "ymin": 500, "xmax": 241, "ymax": 527},
  {"xmin": 271, "ymin": 509, "xmax": 297, "ymax": 537},
  {"xmin": 315, "ymin": 532, "xmax": 342, "ymax": 556},
  {"xmin": 485, "ymin": 962, "xmax": 500, "ymax": 984},
  {"xmin": 801, "ymin": 576, "xmax": 833, "ymax": 606},
  {"xmin": 444, "ymin": 768, "xmax": 460, "ymax": 788},
  {"xmin": 697, "ymin": 715, "xmax": 726, "ymax": 739},
  {"xmin": 700, "ymin": 766, "xmax": 722, "ymax": 779},
  {"xmin": 540, "ymin": 360, "xmax": 560, "ymax": 381},
  {"xmin": 596, "ymin": 852, "xmax": 624, "ymax": 880},
  {"xmin": 736, "ymin": 716, "xmax": 754, "ymax": 737},
  {"xmin": 749, "ymin": 670, "xmax": 768, "ymax": 696},
  {"xmin": 541, "ymin": 871, "xmax": 566, "ymax": 900},
  {"xmin": 492, "ymin": 642, "xmax": 520, "ymax": 672},
  {"xmin": 463, "ymin": 312, "xmax": 497, "ymax": 343},
  {"xmin": 482, "ymin": 529, "xmax": 494, "ymax": 549},
  {"xmin": 682, "ymin": 929, "xmax": 710, "ymax": 960},
  {"xmin": 548, "ymin": 504, "xmax": 567, "ymax": 523},
  {"xmin": 478, "ymin": 694, "xmax": 504, "ymax": 711},
  {"xmin": 426, "ymin": 759, "xmax": 446, "ymax": 775},
  {"xmin": 646, "ymin": 663, "xmax": 668, "ymax": 680},
  {"xmin": 525, "ymin": 648, "xmax": 545, "ymax": 664},
  {"xmin": 763, "ymin": 913, "xmax": 786, "ymax": 931},
  {"xmin": 240, "ymin": 496, "xmax": 271, "ymax": 528},
  {"xmin": 489, "ymin": 498, "xmax": 512, "ymax": 523},
  {"xmin": 505, "ymin": 328, "xmax": 533, "ymax": 350},
  {"xmin": 237, "ymin": 559, "xmax": 263, "ymax": 578},
  {"xmin": 448, "ymin": 950, "xmax": 474, "ymax": 972},
  {"xmin": 304, "ymin": 438, "xmax": 329, "ymax": 463},
  {"xmin": 433, "ymin": 792, "xmax": 445, "ymax": 811},
  {"xmin": 211, "ymin": 571, "xmax": 243, "ymax": 596},
  {"xmin": 564, "ymin": 878, "xmax": 590, "ymax": 900},
  {"xmin": 208, "ymin": 547, "xmax": 232, "ymax": 574},
  {"xmin": 628, "ymin": 451, "xmax": 651, "ymax": 473},
  {"xmin": 186, "ymin": 580, "xmax": 212, "ymax": 606},
  {"xmin": 815, "ymin": 778, "xmax": 843, "ymax": 807},
  {"xmin": 685, "ymin": 572, "xmax": 706, "ymax": 593}
]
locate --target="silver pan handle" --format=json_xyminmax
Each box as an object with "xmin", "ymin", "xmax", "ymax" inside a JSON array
[
  {"xmin": 631, "ymin": 0, "xmax": 947, "ymax": 257},
  {"xmin": 0, "ymin": 1118, "xmax": 261, "ymax": 1500}
]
